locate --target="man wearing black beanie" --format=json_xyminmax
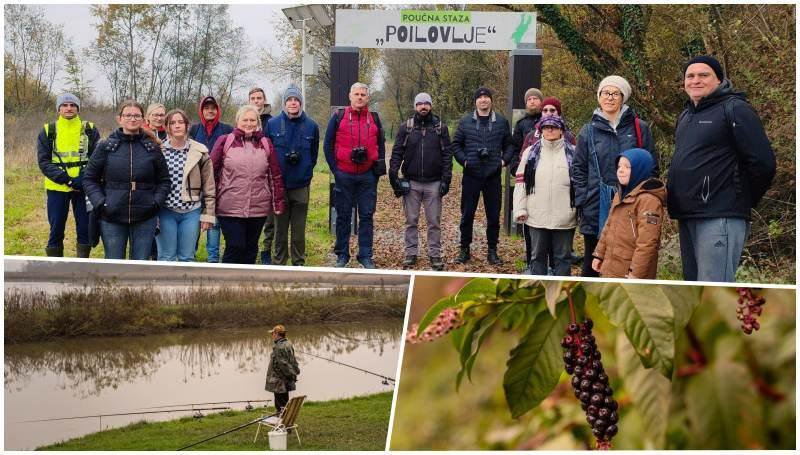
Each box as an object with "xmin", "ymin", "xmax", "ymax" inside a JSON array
[
  {"xmin": 452, "ymin": 86, "xmax": 514, "ymax": 266},
  {"xmin": 667, "ymin": 55, "xmax": 776, "ymax": 282}
]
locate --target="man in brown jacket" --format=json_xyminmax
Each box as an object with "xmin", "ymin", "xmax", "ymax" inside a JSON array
[{"xmin": 592, "ymin": 148, "xmax": 665, "ymax": 279}]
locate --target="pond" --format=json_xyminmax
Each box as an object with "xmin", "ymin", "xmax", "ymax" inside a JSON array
[{"xmin": 4, "ymin": 321, "xmax": 401, "ymax": 450}]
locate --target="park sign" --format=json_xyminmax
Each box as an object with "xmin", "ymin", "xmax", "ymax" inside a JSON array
[{"xmin": 335, "ymin": 9, "xmax": 536, "ymax": 50}]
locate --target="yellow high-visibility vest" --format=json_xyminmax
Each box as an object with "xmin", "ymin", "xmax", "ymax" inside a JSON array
[{"xmin": 43, "ymin": 117, "xmax": 93, "ymax": 192}]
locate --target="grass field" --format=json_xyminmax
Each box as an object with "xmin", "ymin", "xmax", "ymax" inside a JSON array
[{"xmin": 40, "ymin": 392, "xmax": 392, "ymax": 451}]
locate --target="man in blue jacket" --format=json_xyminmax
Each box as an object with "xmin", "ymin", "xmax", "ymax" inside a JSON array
[
  {"xmin": 668, "ymin": 55, "xmax": 776, "ymax": 282},
  {"xmin": 452, "ymin": 87, "xmax": 514, "ymax": 266},
  {"xmin": 261, "ymin": 85, "xmax": 319, "ymax": 266},
  {"xmin": 189, "ymin": 96, "xmax": 233, "ymax": 263}
]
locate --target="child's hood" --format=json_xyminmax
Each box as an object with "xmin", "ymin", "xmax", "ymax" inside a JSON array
[
  {"xmin": 623, "ymin": 178, "xmax": 667, "ymax": 205},
  {"xmin": 618, "ymin": 148, "xmax": 655, "ymax": 198}
]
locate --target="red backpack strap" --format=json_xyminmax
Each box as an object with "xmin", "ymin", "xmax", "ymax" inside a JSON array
[
  {"xmin": 634, "ymin": 116, "xmax": 643, "ymax": 148},
  {"xmin": 259, "ymin": 136, "xmax": 276, "ymax": 205}
]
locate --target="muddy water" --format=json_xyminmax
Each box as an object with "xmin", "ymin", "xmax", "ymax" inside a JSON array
[{"xmin": 4, "ymin": 321, "xmax": 401, "ymax": 450}]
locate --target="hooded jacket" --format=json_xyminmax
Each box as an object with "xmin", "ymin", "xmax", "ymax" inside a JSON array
[
  {"xmin": 593, "ymin": 148, "xmax": 666, "ymax": 279},
  {"xmin": 389, "ymin": 112, "xmax": 453, "ymax": 184},
  {"xmin": 573, "ymin": 106, "xmax": 657, "ymax": 236},
  {"xmin": 189, "ymin": 96, "xmax": 234, "ymax": 151},
  {"xmin": 667, "ymin": 79, "xmax": 775, "ymax": 221},
  {"xmin": 452, "ymin": 110, "xmax": 514, "ymax": 179},
  {"xmin": 264, "ymin": 337, "xmax": 300, "ymax": 394},
  {"xmin": 83, "ymin": 128, "xmax": 171, "ymax": 224},
  {"xmin": 266, "ymin": 110, "xmax": 319, "ymax": 190}
]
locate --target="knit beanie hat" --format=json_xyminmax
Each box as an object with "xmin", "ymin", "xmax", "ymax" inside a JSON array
[
  {"xmin": 540, "ymin": 97, "xmax": 562, "ymax": 115},
  {"xmin": 524, "ymin": 88, "xmax": 543, "ymax": 102},
  {"xmin": 596, "ymin": 75, "xmax": 632, "ymax": 103},
  {"xmin": 414, "ymin": 92, "xmax": 432, "ymax": 107},
  {"xmin": 539, "ymin": 115, "xmax": 565, "ymax": 131},
  {"xmin": 684, "ymin": 55, "xmax": 724, "ymax": 82},
  {"xmin": 474, "ymin": 87, "xmax": 493, "ymax": 102},
  {"xmin": 283, "ymin": 85, "xmax": 303, "ymax": 106},
  {"xmin": 56, "ymin": 93, "xmax": 81, "ymax": 111}
]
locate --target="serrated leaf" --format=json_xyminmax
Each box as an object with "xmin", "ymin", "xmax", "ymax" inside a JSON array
[
  {"xmin": 592, "ymin": 284, "xmax": 675, "ymax": 378},
  {"xmin": 542, "ymin": 280, "xmax": 563, "ymax": 317},
  {"xmin": 685, "ymin": 360, "xmax": 765, "ymax": 449},
  {"xmin": 616, "ymin": 331, "xmax": 670, "ymax": 448},
  {"xmin": 417, "ymin": 295, "xmax": 456, "ymax": 336},
  {"xmin": 661, "ymin": 284, "xmax": 703, "ymax": 332},
  {"xmin": 503, "ymin": 291, "xmax": 578, "ymax": 418},
  {"xmin": 456, "ymin": 278, "xmax": 497, "ymax": 304}
]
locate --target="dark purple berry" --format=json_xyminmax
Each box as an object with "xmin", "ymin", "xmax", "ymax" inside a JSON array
[
  {"xmin": 574, "ymin": 365, "xmax": 583, "ymax": 376},
  {"xmin": 581, "ymin": 401, "xmax": 588, "ymax": 411},
  {"xmin": 579, "ymin": 391, "xmax": 591, "ymax": 403},
  {"xmin": 603, "ymin": 396, "xmax": 613, "ymax": 407},
  {"xmin": 572, "ymin": 376, "xmax": 581, "ymax": 388},
  {"xmin": 592, "ymin": 427, "xmax": 603, "ymax": 438},
  {"xmin": 584, "ymin": 319, "xmax": 594, "ymax": 330},
  {"xmin": 592, "ymin": 382, "xmax": 605, "ymax": 393},
  {"xmin": 561, "ymin": 335, "xmax": 573, "ymax": 348},
  {"xmin": 584, "ymin": 368, "xmax": 597, "ymax": 379},
  {"xmin": 606, "ymin": 425, "xmax": 618, "ymax": 437},
  {"xmin": 580, "ymin": 342, "xmax": 592, "ymax": 352},
  {"xmin": 598, "ymin": 407, "xmax": 609, "ymax": 418},
  {"xmin": 605, "ymin": 385, "xmax": 613, "ymax": 395},
  {"xmin": 563, "ymin": 351, "xmax": 574, "ymax": 363},
  {"xmin": 567, "ymin": 323, "xmax": 579, "ymax": 334},
  {"xmin": 580, "ymin": 379, "xmax": 591, "ymax": 391},
  {"xmin": 595, "ymin": 418, "xmax": 607, "ymax": 430},
  {"xmin": 609, "ymin": 411, "xmax": 618, "ymax": 423},
  {"xmin": 608, "ymin": 400, "xmax": 618, "ymax": 411},
  {"xmin": 597, "ymin": 373, "xmax": 608, "ymax": 384},
  {"xmin": 586, "ymin": 415, "xmax": 596, "ymax": 425},
  {"xmin": 587, "ymin": 405, "xmax": 598, "ymax": 416},
  {"xmin": 565, "ymin": 365, "xmax": 574, "ymax": 374},
  {"xmin": 591, "ymin": 394, "xmax": 603, "ymax": 405},
  {"xmin": 577, "ymin": 355, "xmax": 589, "ymax": 366},
  {"xmin": 591, "ymin": 360, "xmax": 602, "ymax": 370}
]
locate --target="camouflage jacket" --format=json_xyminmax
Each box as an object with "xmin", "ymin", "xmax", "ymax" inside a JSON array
[{"xmin": 264, "ymin": 338, "xmax": 300, "ymax": 393}]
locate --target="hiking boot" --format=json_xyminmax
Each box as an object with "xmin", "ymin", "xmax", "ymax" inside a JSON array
[
  {"xmin": 430, "ymin": 256, "xmax": 445, "ymax": 271},
  {"xmin": 260, "ymin": 250, "xmax": 272, "ymax": 265},
  {"xmin": 358, "ymin": 257, "xmax": 376, "ymax": 269},
  {"xmin": 487, "ymin": 248, "xmax": 503, "ymax": 265},
  {"xmin": 402, "ymin": 255, "xmax": 417, "ymax": 268},
  {"xmin": 45, "ymin": 246, "xmax": 63, "ymax": 257},
  {"xmin": 455, "ymin": 247, "xmax": 470, "ymax": 264},
  {"xmin": 570, "ymin": 251, "xmax": 583, "ymax": 265},
  {"xmin": 76, "ymin": 243, "xmax": 91, "ymax": 258},
  {"xmin": 335, "ymin": 255, "xmax": 349, "ymax": 268}
]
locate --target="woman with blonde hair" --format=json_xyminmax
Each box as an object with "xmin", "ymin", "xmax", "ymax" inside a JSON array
[
  {"xmin": 83, "ymin": 100, "xmax": 170, "ymax": 260},
  {"xmin": 144, "ymin": 103, "xmax": 168, "ymax": 141},
  {"xmin": 155, "ymin": 108, "xmax": 216, "ymax": 261},
  {"xmin": 210, "ymin": 104, "xmax": 285, "ymax": 264}
]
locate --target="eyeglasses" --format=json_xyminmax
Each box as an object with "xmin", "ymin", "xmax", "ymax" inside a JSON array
[
  {"xmin": 542, "ymin": 107, "xmax": 558, "ymax": 114},
  {"xmin": 151, "ymin": 113, "xmax": 166, "ymax": 117},
  {"xmin": 121, "ymin": 114, "xmax": 144, "ymax": 120},
  {"xmin": 599, "ymin": 91, "xmax": 622, "ymax": 100}
]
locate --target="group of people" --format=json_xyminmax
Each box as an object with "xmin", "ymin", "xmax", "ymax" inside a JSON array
[{"xmin": 38, "ymin": 55, "xmax": 775, "ymax": 282}]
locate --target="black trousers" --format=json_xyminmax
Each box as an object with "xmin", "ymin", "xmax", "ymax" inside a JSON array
[
  {"xmin": 218, "ymin": 216, "xmax": 267, "ymax": 264},
  {"xmin": 459, "ymin": 172, "xmax": 501, "ymax": 249},
  {"xmin": 581, "ymin": 234, "xmax": 600, "ymax": 277},
  {"xmin": 274, "ymin": 392, "xmax": 289, "ymax": 413}
]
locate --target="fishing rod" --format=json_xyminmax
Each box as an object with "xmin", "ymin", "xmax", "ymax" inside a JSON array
[
  {"xmin": 138, "ymin": 399, "xmax": 269, "ymax": 410},
  {"xmin": 294, "ymin": 349, "xmax": 396, "ymax": 384},
  {"xmin": 176, "ymin": 412, "xmax": 278, "ymax": 451},
  {"xmin": 16, "ymin": 407, "xmax": 231, "ymax": 423}
]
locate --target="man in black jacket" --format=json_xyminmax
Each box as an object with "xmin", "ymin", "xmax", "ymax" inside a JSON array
[
  {"xmin": 390, "ymin": 93, "xmax": 453, "ymax": 271},
  {"xmin": 667, "ymin": 55, "xmax": 776, "ymax": 282},
  {"xmin": 510, "ymin": 87, "xmax": 543, "ymax": 172},
  {"xmin": 452, "ymin": 87, "xmax": 514, "ymax": 265}
]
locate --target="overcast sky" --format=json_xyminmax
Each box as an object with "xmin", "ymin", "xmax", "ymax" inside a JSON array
[{"xmin": 39, "ymin": 3, "xmax": 295, "ymax": 104}]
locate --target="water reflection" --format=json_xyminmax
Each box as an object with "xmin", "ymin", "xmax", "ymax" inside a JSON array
[{"xmin": 5, "ymin": 321, "xmax": 401, "ymax": 449}]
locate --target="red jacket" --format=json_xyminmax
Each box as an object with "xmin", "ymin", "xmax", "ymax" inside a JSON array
[{"xmin": 333, "ymin": 106, "xmax": 380, "ymax": 174}]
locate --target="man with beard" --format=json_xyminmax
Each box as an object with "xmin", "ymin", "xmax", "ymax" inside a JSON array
[
  {"xmin": 510, "ymin": 88, "xmax": 543, "ymax": 172},
  {"xmin": 390, "ymin": 93, "xmax": 453, "ymax": 271}
]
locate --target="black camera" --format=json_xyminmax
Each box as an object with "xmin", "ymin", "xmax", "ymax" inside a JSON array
[
  {"xmin": 286, "ymin": 150, "xmax": 300, "ymax": 165},
  {"xmin": 350, "ymin": 146, "xmax": 368, "ymax": 164},
  {"xmin": 478, "ymin": 147, "xmax": 490, "ymax": 160},
  {"xmin": 398, "ymin": 178, "xmax": 411, "ymax": 194}
]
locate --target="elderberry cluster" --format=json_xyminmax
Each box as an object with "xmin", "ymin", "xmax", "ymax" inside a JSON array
[
  {"xmin": 562, "ymin": 319, "xmax": 619, "ymax": 447},
  {"xmin": 406, "ymin": 308, "xmax": 464, "ymax": 344},
  {"xmin": 736, "ymin": 288, "xmax": 765, "ymax": 334}
]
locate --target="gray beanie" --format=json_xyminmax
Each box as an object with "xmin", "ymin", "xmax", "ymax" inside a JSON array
[
  {"xmin": 56, "ymin": 93, "xmax": 81, "ymax": 111},
  {"xmin": 414, "ymin": 92, "xmax": 432, "ymax": 107},
  {"xmin": 524, "ymin": 88, "xmax": 543, "ymax": 102},
  {"xmin": 596, "ymin": 75, "xmax": 632, "ymax": 103},
  {"xmin": 283, "ymin": 85, "xmax": 303, "ymax": 106}
]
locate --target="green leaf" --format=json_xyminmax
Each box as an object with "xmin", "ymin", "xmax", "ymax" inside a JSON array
[
  {"xmin": 503, "ymin": 289, "xmax": 580, "ymax": 418},
  {"xmin": 542, "ymin": 281, "xmax": 563, "ymax": 317},
  {"xmin": 454, "ymin": 317, "xmax": 482, "ymax": 391},
  {"xmin": 495, "ymin": 278, "xmax": 514, "ymax": 296},
  {"xmin": 416, "ymin": 295, "xmax": 456, "ymax": 336},
  {"xmin": 456, "ymin": 278, "xmax": 497, "ymax": 304},
  {"xmin": 660, "ymin": 284, "xmax": 703, "ymax": 332},
  {"xmin": 591, "ymin": 283, "xmax": 676, "ymax": 378},
  {"xmin": 685, "ymin": 360, "xmax": 765, "ymax": 449},
  {"xmin": 457, "ymin": 304, "xmax": 515, "ymax": 388},
  {"xmin": 616, "ymin": 331, "xmax": 671, "ymax": 448}
]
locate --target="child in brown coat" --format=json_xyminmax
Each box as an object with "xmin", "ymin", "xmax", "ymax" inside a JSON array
[{"xmin": 592, "ymin": 148, "xmax": 666, "ymax": 279}]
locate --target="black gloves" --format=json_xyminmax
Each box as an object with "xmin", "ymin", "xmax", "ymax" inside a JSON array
[
  {"xmin": 69, "ymin": 174, "xmax": 83, "ymax": 191},
  {"xmin": 439, "ymin": 181, "xmax": 450, "ymax": 197},
  {"xmin": 372, "ymin": 159, "xmax": 387, "ymax": 176}
]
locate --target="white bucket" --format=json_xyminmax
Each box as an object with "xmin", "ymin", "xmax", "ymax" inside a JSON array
[{"xmin": 268, "ymin": 429, "xmax": 288, "ymax": 450}]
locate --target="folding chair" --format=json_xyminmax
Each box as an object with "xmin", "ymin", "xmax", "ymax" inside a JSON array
[{"xmin": 253, "ymin": 395, "xmax": 306, "ymax": 447}]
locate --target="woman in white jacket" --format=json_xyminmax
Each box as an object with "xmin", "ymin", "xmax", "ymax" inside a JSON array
[{"xmin": 513, "ymin": 115, "xmax": 577, "ymax": 276}]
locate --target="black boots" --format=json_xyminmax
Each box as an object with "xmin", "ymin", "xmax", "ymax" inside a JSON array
[
  {"xmin": 45, "ymin": 246, "xmax": 63, "ymax": 257},
  {"xmin": 76, "ymin": 243, "xmax": 91, "ymax": 258},
  {"xmin": 487, "ymin": 248, "xmax": 503, "ymax": 265},
  {"xmin": 402, "ymin": 255, "xmax": 417, "ymax": 268},
  {"xmin": 455, "ymin": 247, "xmax": 470, "ymax": 264},
  {"xmin": 430, "ymin": 256, "xmax": 444, "ymax": 271}
]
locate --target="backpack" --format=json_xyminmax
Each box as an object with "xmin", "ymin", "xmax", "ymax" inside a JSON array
[
  {"xmin": 216, "ymin": 133, "xmax": 276, "ymax": 199},
  {"xmin": 45, "ymin": 121, "xmax": 95, "ymax": 169},
  {"xmin": 330, "ymin": 107, "xmax": 384, "ymax": 148},
  {"xmin": 401, "ymin": 116, "xmax": 446, "ymax": 151}
]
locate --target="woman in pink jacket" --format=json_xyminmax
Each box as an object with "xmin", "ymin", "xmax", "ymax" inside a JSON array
[{"xmin": 210, "ymin": 104, "xmax": 285, "ymax": 264}]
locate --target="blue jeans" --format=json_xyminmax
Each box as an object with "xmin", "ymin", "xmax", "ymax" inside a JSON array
[
  {"xmin": 206, "ymin": 223, "xmax": 221, "ymax": 263},
  {"xmin": 156, "ymin": 208, "xmax": 201, "ymax": 261},
  {"xmin": 679, "ymin": 217, "xmax": 748, "ymax": 282},
  {"xmin": 333, "ymin": 171, "xmax": 377, "ymax": 261},
  {"xmin": 100, "ymin": 217, "xmax": 158, "ymax": 260},
  {"xmin": 46, "ymin": 190, "xmax": 89, "ymax": 248}
]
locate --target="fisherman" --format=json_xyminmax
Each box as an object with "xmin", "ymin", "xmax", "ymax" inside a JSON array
[{"xmin": 264, "ymin": 325, "xmax": 300, "ymax": 413}]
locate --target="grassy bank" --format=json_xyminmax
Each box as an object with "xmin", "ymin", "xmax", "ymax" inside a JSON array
[
  {"xmin": 5, "ymin": 284, "xmax": 407, "ymax": 343},
  {"xmin": 40, "ymin": 392, "xmax": 391, "ymax": 450}
]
